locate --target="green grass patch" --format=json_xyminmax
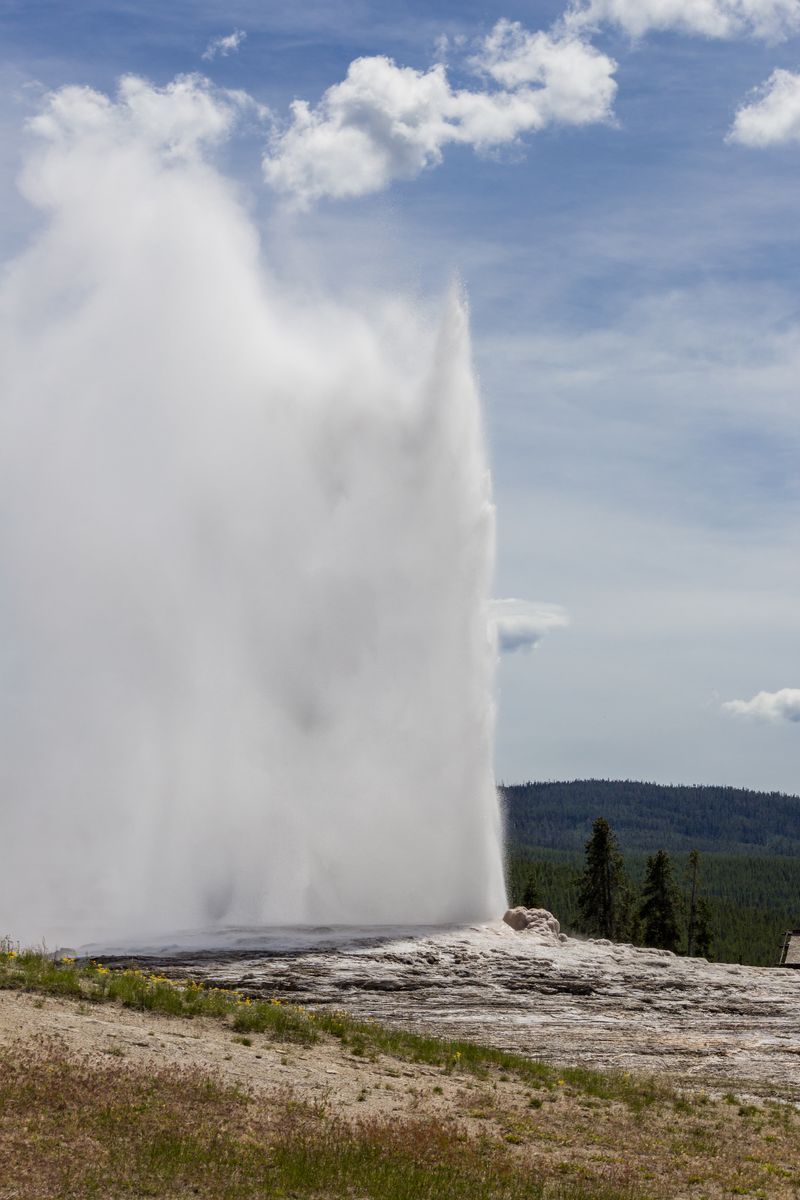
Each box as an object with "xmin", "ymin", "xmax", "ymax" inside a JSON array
[{"xmin": 0, "ymin": 937, "xmax": 318, "ymax": 1045}]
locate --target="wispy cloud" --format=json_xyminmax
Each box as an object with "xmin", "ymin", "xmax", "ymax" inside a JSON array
[
  {"xmin": 202, "ymin": 29, "xmax": 247, "ymax": 63},
  {"xmin": 722, "ymin": 688, "xmax": 800, "ymax": 722},
  {"xmin": 729, "ymin": 68, "xmax": 800, "ymax": 144},
  {"xmin": 262, "ymin": 21, "xmax": 617, "ymax": 207},
  {"xmin": 565, "ymin": 0, "xmax": 800, "ymax": 40},
  {"xmin": 489, "ymin": 600, "xmax": 570, "ymax": 654}
]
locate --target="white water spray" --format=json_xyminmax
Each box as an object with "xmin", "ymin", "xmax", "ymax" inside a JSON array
[{"xmin": 0, "ymin": 77, "xmax": 506, "ymax": 945}]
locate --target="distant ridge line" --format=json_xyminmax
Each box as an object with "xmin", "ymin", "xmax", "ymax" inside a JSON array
[
  {"xmin": 499, "ymin": 778, "xmax": 800, "ymax": 803},
  {"xmin": 500, "ymin": 779, "xmax": 800, "ymax": 856}
]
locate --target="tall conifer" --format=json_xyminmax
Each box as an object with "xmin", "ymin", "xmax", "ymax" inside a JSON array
[
  {"xmin": 577, "ymin": 817, "xmax": 624, "ymax": 940},
  {"xmin": 521, "ymin": 873, "xmax": 541, "ymax": 909},
  {"xmin": 692, "ymin": 897, "xmax": 714, "ymax": 959},
  {"xmin": 640, "ymin": 849, "xmax": 681, "ymax": 952}
]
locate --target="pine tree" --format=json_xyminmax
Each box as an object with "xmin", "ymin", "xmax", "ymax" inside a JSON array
[
  {"xmin": 640, "ymin": 849, "xmax": 682, "ymax": 952},
  {"xmin": 686, "ymin": 848, "xmax": 700, "ymax": 956},
  {"xmin": 692, "ymin": 897, "xmax": 714, "ymax": 959},
  {"xmin": 577, "ymin": 817, "xmax": 624, "ymax": 940},
  {"xmin": 521, "ymin": 873, "xmax": 541, "ymax": 909},
  {"xmin": 616, "ymin": 876, "xmax": 643, "ymax": 944}
]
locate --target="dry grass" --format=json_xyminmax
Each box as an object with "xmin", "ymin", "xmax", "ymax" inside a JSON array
[
  {"xmin": 3, "ymin": 942, "xmax": 800, "ymax": 1198},
  {"xmin": 2, "ymin": 1024, "xmax": 799, "ymax": 1199},
  {"xmin": 0, "ymin": 1043, "xmax": 642, "ymax": 1200}
]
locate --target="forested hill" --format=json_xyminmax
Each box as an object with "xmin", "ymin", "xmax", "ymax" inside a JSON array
[{"xmin": 501, "ymin": 780, "xmax": 800, "ymax": 857}]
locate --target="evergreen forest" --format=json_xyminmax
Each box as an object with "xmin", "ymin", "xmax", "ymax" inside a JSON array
[{"xmin": 502, "ymin": 780, "xmax": 800, "ymax": 967}]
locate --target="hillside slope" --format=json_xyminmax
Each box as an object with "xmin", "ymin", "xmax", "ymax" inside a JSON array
[{"xmin": 501, "ymin": 779, "xmax": 800, "ymax": 855}]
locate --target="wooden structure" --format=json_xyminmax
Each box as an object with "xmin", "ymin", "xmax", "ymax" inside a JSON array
[{"xmin": 778, "ymin": 930, "xmax": 800, "ymax": 967}]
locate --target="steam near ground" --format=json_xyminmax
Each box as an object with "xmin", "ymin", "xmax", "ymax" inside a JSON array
[{"xmin": 0, "ymin": 76, "xmax": 507, "ymax": 946}]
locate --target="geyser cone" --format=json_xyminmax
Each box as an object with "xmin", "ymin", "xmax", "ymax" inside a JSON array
[{"xmin": 0, "ymin": 76, "xmax": 507, "ymax": 945}]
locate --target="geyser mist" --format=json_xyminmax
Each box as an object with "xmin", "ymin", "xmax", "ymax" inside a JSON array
[{"xmin": 0, "ymin": 76, "xmax": 506, "ymax": 945}]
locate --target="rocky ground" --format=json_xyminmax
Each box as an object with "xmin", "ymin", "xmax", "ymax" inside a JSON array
[{"xmin": 100, "ymin": 910, "xmax": 800, "ymax": 1101}]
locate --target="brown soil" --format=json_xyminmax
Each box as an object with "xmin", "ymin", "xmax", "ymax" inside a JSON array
[{"xmin": 0, "ymin": 989, "xmax": 457, "ymax": 1124}]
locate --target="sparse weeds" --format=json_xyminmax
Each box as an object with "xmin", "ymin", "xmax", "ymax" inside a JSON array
[
  {"xmin": 231, "ymin": 997, "xmax": 318, "ymax": 1044},
  {"xmin": 0, "ymin": 1046, "xmax": 650, "ymax": 1200},
  {"xmin": 312, "ymin": 1008, "xmax": 668, "ymax": 1111}
]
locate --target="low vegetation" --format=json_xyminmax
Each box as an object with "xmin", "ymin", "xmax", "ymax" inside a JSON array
[
  {"xmin": 3, "ymin": 941, "xmax": 800, "ymax": 1198},
  {"xmin": 0, "ymin": 939, "xmax": 318, "ymax": 1042},
  {"xmin": 0, "ymin": 1046, "xmax": 650, "ymax": 1200}
]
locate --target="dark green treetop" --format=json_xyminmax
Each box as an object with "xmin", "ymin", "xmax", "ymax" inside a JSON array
[
  {"xmin": 577, "ymin": 817, "xmax": 625, "ymax": 940},
  {"xmin": 685, "ymin": 848, "xmax": 714, "ymax": 959},
  {"xmin": 640, "ymin": 849, "xmax": 682, "ymax": 952},
  {"xmin": 692, "ymin": 896, "xmax": 714, "ymax": 960},
  {"xmin": 521, "ymin": 872, "xmax": 541, "ymax": 909}
]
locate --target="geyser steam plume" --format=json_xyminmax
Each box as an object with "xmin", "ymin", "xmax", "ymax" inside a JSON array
[{"xmin": 0, "ymin": 76, "xmax": 506, "ymax": 945}]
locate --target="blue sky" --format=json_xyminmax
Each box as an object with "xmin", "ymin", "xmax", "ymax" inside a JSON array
[{"xmin": 2, "ymin": 0, "xmax": 799, "ymax": 792}]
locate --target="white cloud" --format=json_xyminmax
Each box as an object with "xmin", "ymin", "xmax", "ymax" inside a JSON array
[
  {"xmin": 729, "ymin": 69, "xmax": 800, "ymax": 144},
  {"xmin": 262, "ymin": 24, "xmax": 617, "ymax": 207},
  {"xmin": 202, "ymin": 29, "xmax": 247, "ymax": 62},
  {"xmin": 475, "ymin": 19, "xmax": 619, "ymax": 124},
  {"xmin": 26, "ymin": 74, "xmax": 256, "ymax": 170},
  {"xmin": 722, "ymin": 688, "xmax": 800, "ymax": 722},
  {"xmin": 566, "ymin": 0, "xmax": 800, "ymax": 40},
  {"xmin": 490, "ymin": 599, "xmax": 570, "ymax": 654}
]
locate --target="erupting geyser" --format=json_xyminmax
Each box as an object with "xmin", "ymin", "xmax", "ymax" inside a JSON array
[{"xmin": 0, "ymin": 76, "xmax": 506, "ymax": 945}]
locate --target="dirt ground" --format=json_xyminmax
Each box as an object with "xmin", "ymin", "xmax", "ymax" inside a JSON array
[{"xmin": 0, "ymin": 989, "xmax": 495, "ymax": 1129}]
